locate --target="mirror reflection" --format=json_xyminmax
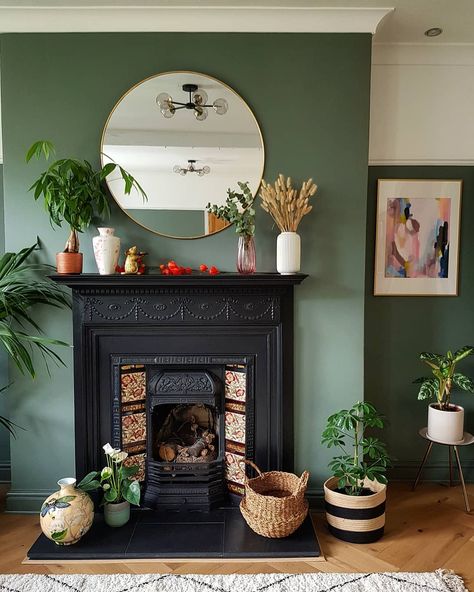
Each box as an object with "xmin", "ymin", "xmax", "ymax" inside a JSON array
[{"xmin": 101, "ymin": 71, "xmax": 264, "ymax": 239}]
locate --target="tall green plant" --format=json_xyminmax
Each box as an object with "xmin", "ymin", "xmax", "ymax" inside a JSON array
[
  {"xmin": 414, "ymin": 346, "xmax": 474, "ymax": 410},
  {"xmin": 0, "ymin": 244, "xmax": 70, "ymax": 435},
  {"xmin": 321, "ymin": 402, "xmax": 390, "ymax": 496},
  {"xmin": 26, "ymin": 141, "xmax": 147, "ymax": 253},
  {"xmin": 206, "ymin": 181, "xmax": 255, "ymax": 237}
]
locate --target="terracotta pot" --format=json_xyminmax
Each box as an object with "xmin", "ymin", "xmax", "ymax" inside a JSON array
[
  {"xmin": 427, "ymin": 403, "xmax": 464, "ymax": 443},
  {"xmin": 56, "ymin": 252, "xmax": 83, "ymax": 274},
  {"xmin": 324, "ymin": 477, "xmax": 386, "ymax": 543},
  {"xmin": 40, "ymin": 478, "xmax": 94, "ymax": 545}
]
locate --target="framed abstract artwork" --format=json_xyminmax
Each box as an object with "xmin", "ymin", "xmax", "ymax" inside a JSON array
[{"xmin": 374, "ymin": 179, "xmax": 462, "ymax": 296}]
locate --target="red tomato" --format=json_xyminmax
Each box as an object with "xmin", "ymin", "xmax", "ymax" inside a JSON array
[
  {"xmin": 209, "ymin": 266, "xmax": 220, "ymax": 275},
  {"xmin": 199, "ymin": 264, "xmax": 208, "ymax": 272},
  {"xmin": 185, "ymin": 267, "xmax": 192, "ymax": 274},
  {"xmin": 162, "ymin": 268, "xmax": 170, "ymax": 275}
]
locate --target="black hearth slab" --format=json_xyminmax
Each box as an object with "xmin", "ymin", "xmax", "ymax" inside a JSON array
[
  {"xmin": 137, "ymin": 508, "xmax": 227, "ymax": 524},
  {"xmin": 27, "ymin": 509, "xmax": 321, "ymax": 561},
  {"xmin": 223, "ymin": 511, "xmax": 320, "ymax": 558}
]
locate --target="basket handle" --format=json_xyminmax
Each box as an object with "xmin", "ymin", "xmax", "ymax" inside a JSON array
[
  {"xmin": 243, "ymin": 459, "xmax": 264, "ymax": 481},
  {"xmin": 293, "ymin": 470, "xmax": 310, "ymax": 497}
]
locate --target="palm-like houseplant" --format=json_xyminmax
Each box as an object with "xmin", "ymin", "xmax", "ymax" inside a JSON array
[
  {"xmin": 414, "ymin": 346, "xmax": 474, "ymax": 443},
  {"xmin": 0, "ymin": 243, "xmax": 70, "ymax": 434},
  {"xmin": 321, "ymin": 402, "xmax": 390, "ymax": 543},
  {"xmin": 26, "ymin": 141, "xmax": 146, "ymax": 274}
]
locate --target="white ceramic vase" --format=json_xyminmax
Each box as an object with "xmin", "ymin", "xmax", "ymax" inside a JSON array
[
  {"xmin": 427, "ymin": 403, "xmax": 464, "ymax": 443},
  {"xmin": 93, "ymin": 228, "xmax": 120, "ymax": 275},
  {"xmin": 276, "ymin": 232, "xmax": 301, "ymax": 274}
]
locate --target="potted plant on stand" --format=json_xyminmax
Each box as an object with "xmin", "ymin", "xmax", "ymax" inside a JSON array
[
  {"xmin": 207, "ymin": 181, "xmax": 256, "ymax": 274},
  {"xmin": 414, "ymin": 346, "xmax": 474, "ymax": 443},
  {"xmin": 78, "ymin": 443, "xmax": 141, "ymax": 527},
  {"xmin": 26, "ymin": 140, "xmax": 146, "ymax": 274},
  {"xmin": 321, "ymin": 401, "xmax": 390, "ymax": 543}
]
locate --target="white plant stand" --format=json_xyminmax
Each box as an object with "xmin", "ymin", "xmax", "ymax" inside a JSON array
[{"xmin": 412, "ymin": 427, "xmax": 473, "ymax": 513}]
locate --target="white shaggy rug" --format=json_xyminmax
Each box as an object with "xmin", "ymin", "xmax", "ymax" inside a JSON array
[{"xmin": 0, "ymin": 571, "xmax": 467, "ymax": 592}]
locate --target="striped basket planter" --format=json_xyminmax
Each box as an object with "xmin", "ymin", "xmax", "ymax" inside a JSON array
[{"xmin": 323, "ymin": 477, "xmax": 386, "ymax": 544}]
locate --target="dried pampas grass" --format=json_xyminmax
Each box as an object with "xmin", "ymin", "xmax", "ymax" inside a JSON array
[{"xmin": 259, "ymin": 174, "xmax": 317, "ymax": 232}]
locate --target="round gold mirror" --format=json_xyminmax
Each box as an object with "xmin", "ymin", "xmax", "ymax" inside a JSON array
[{"xmin": 101, "ymin": 71, "xmax": 265, "ymax": 239}]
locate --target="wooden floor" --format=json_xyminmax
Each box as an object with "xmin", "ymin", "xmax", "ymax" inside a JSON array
[{"xmin": 1, "ymin": 482, "xmax": 473, "ymax": 587}]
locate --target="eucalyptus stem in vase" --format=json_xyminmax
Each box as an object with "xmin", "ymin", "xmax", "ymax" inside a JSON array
[
  {"xmin": 206, "ymin": 182, "xmax": 256, "ymax": 274},
  {"xmin": 259, "ymin": 174, "xmax": 317, "ymax": 274}
]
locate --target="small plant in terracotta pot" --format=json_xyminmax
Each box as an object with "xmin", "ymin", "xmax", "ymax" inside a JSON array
[
  {"xmin": 414, "ymin": 346, "xmax": 474, "ymax": 444},
  {"xmin": 26, "ymin": 141, "xmax": 146, "ymax": 274},
  {"xmin": 321, "ymin": 402, "xmax": 390, "ymax": 543}
]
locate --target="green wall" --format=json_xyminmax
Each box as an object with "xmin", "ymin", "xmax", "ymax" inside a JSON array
[
  {"xmin": 1, "ymin": 33, "xmax": 371, "ymax": 511},
  {"xmin": 0, "ymin": 164, "xmax": 10, "ymax": 483},
  {"xmin": 366, "ymin": 166, "xmax": 474, "ymax": 482}
]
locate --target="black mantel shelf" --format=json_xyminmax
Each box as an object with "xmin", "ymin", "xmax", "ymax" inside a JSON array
[{"xmin": 50, "ymin": 272, "xmax": 308, "ymax": 288}]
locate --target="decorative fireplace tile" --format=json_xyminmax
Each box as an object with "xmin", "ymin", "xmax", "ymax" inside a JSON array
[
  {"xmin": 224, "ymin": 365, "xmax": 247, "ymax": 496},
  {"xmin": 225, "ymin": 368, "xmax": 246, "ymax": 402},
  {"xmin": 124, "ymin": 453, "xmax": 146, "ymax": 482},
  {"xmin": 121, "ymin": 368, "xmax": 146, "ymax": 403},
  {"xmin": 122, "ymin": 411, "xmax": 146, "ymax": 446}
]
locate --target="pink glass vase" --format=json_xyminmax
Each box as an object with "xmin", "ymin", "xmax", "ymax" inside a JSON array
[{"xmin": 237, "ymin": 235, "xmax": 256, "ymax": 274}]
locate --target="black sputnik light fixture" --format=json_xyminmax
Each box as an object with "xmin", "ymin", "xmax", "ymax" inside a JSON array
[
  {"xmin": 156, "ymin": 83, "xmax": 228, "ymax": 121},
  {"xmin": 173, "ymin": 159, "xmax": 211, "ymax": 177}
]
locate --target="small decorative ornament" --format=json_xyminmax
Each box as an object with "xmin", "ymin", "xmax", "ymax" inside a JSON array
[
  {"xmin": 116, "ymin": 246, "xmax": 146, "ymax": 275},
  {"xmin": 40, "ymin": 478, "xmax": 94, "ymax": 545},
  {"xmin": 93, "ymin": 228, "xmax": 120, "ymax": 275}
]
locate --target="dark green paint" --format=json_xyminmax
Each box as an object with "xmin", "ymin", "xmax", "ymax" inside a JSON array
[
  {"xmin": 0, "ymin": 164, "xmax": 10, "ymax": 481},
  {"xmin": 366, "ymin": 166, "xmax": 474, "ymax": 482},
  {"xmin": 1, "ymin": 33, "xmax": 371, "ymax": 509}
]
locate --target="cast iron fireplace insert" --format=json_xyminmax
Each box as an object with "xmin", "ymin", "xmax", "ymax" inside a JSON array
[{"xmin": 51, "ymin": 272, "xmax": 307, "ymax": 511}]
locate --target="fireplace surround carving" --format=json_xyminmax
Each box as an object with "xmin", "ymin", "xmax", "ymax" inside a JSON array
[{"xmin": 52, "ymin": 273, "xmax": 306, "ymax": 510}]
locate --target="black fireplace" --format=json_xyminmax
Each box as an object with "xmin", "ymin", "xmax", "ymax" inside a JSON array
[{"xmin": 52, "ymin": 272, "xmax": 306, "ymax": 511}]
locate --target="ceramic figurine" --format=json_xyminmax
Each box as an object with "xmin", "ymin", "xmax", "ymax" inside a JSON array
[
  {"xmin": 120, "ymin": 246, "xmax": 146, "ymax": 275},
  {"xmin": 40, "ymin": 478, "xmax": 94, "ymax": 545},
  {"xmin": 92, "ymin": 227, "xmax": 121, "ymax": 275}
]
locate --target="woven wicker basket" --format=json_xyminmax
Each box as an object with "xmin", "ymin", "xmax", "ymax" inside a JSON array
[{"xmin": 239, "ymin": 460, "xmax": 309, "ymax": 538}]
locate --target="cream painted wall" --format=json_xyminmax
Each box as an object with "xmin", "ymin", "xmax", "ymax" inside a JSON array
[{"xmin": 369, "ymin": 43, "xmax": 474, "ymax": 165}]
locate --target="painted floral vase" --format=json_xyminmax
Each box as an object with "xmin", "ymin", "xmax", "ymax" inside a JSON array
[
  {"xmin": 40, "ymin": 478, "xmax": 94, "ymax": 545},
  {"xmin": 92, "ymin": 227, "xmax": 121, "ymax": 275}
]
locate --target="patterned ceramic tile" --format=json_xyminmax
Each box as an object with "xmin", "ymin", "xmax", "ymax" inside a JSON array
[
  {"xmin": 124, "ymin": 453, "xmax": 146, "ymax": 482},
  {"xmin": 225, "ymin": 369, "xmax": 246, "ymax": 402},
  {"xmin": 122, "ymin": 412, "xmax": 146, "ymax": 446},
  {"xmin": 121, "ymin": 371, "xmax": 146, "ymax": 403},
  {"xmin": 225, "ymin": 411, "xmax": 246, "ymax": 444},
  {"xmin": 225, "ymin": 451, "xmax": 246, "ymax": 485}
]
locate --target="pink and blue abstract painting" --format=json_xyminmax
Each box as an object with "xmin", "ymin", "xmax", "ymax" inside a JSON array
[{"xmin": 384, "ymin": 197, "xmax": 450, "ymax": 279}]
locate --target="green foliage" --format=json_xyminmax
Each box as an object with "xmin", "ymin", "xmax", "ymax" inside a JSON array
[
  {"xmin": 206, "ymin": 181, "xmax": 255, "ymax": 237},
  {"xmin": 321, "ymin": 401, "xmax": 390, "ymax": 496},
  {"xmin": 78, "ymin": 447, "xmax": 141, "ymax": 507},
  {"xmin": 26, "ymin": 141, "xmax": 147, "ymax": 251},
  {"xmin": 414, "ymin": 346, "xmax": 474, "ymax": 409}
]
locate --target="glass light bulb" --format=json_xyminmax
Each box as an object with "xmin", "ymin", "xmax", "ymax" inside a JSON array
[
  {"xmin": 213, "ymin": 98, "xmax": 228, "ymax": 115},
  {"xmin": 193, "ymin": 90, "xmax": 208, "ymax": 106},
  {"xmin": 180, "ymin": 169, "xmax": 187, "ymax": 176},
  {"xmin": 156, "ymin": 92, "xmax": 172, "ymax": 110},
  {"xmin": 173, "ymin": 165, "xmax": 181, "ymax": 174},
  {"xmin": 161, "ymin": 106, "xmax": 175, "ymax": 119},
  {"xmin": 194, "ymin": 107, "xmax": 208, "ymax": 121},
  {"xmin": 202, "ymin": 166, "xmax": 211, "ymax": 175}
]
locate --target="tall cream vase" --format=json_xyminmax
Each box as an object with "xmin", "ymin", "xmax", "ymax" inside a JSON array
[{"xmin": 276, "ymin": 231, "xmax": 301, "ymax": 274}]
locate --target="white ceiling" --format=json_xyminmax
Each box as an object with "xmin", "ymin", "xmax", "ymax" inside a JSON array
[{"xmin": 0, "ymin": 1, "xmax": 473, "ymax": 43}]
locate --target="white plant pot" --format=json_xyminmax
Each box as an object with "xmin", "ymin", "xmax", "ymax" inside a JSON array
[
  {"xmin": 93, "ymin": 228, "xmax": 120, "ymax": 275},
  {"xmin": 427, "ymin": 403, "xmax": 464, "ymax": 444},
  {"xmin": 276, "ymin": 232, "xmax": 301, "ymax": 274}
]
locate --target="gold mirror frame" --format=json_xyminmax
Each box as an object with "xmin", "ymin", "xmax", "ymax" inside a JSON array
[{"xmin": 100, "ymin": 70, "xmax": 265, "ymax": 240}]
